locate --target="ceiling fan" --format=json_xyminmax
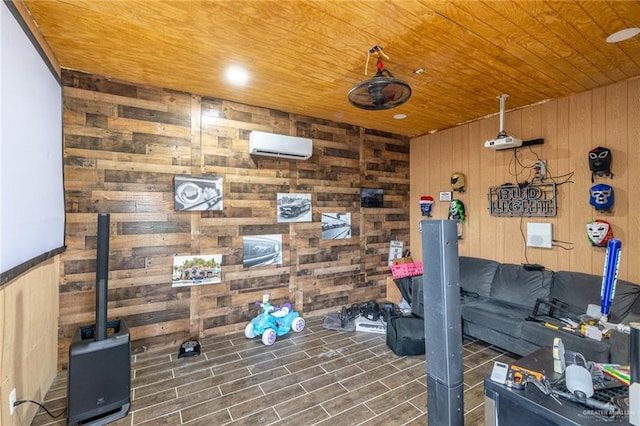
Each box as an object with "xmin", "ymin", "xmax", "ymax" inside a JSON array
[{"xmin": 348, "ymin": 46, "xmax": 412, "ymax": 110}]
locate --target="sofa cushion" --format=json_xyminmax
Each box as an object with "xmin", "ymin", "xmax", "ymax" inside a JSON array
[
  {"xmin": 459, "ymin": 256, "xmax": 499, "ymax": 298},
  {"xmin": 551, "ymin": 271, "xmax": 640, "ymax": 322},
  {"xmin": 462, "ymin": 299, "xmax": 530, "ymax": 338},
  {"xmin": 463, "ymin": 321, "xmax": 540, "ymax": 357},
  {"xmin": 489, "ymin": 264, "xmax": 553, "ymax": 309}
]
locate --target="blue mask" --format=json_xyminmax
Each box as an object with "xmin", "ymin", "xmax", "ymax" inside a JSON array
[{"xmin": 589, "ymin": 184, "xmax": 614, "ymax": 211}]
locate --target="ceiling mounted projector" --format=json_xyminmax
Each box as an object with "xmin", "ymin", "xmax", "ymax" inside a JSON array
[
  {"xmin": 348, "ymin": 47, "xmax": 412, "ymax": 110},
  {"xmin": 484, "ymin": 94, "xmax": 522, "ymax": 150}
]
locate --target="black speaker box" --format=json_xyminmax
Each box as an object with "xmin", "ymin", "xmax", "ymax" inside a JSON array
[
  {"xmin": 67, "ymin": 320, "xmax": 131, "ymax": 425},
  {"xmin": 67, "ymin": 214, "xmax": 131, "ymax": 425}
]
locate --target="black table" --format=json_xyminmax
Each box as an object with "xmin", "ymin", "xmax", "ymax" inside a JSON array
[{"xmin": 484, "ymin": 347, "xmax": 630, "ymax": 425}]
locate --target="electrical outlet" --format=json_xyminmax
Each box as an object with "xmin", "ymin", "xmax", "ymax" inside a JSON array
[
  {"xmin": 9, "ymin": 388, "xmax": 16, "ymax": 415},
  {"xmin": 262, "ymin": 294, "xmax": 269, "ymax": 304},
  {"xmin": 535, "ymin": 160, "xmax": 547, "ymax": 180}
]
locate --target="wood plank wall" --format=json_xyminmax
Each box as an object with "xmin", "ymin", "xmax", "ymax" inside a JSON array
[
  {"xmin": 60, "ymin": 70, "xmax": 409, "ymax": 365},
  {"xmin": 410, "ymin": 78, "xmax": 640, "ymax": 284}
]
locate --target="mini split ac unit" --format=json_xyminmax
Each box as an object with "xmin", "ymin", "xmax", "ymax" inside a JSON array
[{"xmin": 249, "ymin": 131, "xmax": 313, "ymax": 160}]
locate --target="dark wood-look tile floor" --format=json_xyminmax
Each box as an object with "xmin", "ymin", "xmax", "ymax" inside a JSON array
[{"xmin": 32, "ymin": 317, "xmax": 519, "ymax": 426}]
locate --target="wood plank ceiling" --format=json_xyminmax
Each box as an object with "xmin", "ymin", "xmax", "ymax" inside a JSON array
[{"xmin": 22, "ymin": 0, "xmax": 640, "ymax": 137}]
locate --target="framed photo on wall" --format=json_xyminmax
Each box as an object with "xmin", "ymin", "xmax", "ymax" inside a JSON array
[
  {"xmin": 361, "ymin": 188, "xmax": 383, "ymax": 208},
  {"xmin": 277, "ymin": 193, "xmax": 312, "ymax": 223},
  {"xmin": 243, "ymin": 235, "xmax": 283, "ymax": 268},
  {"xmin": 174, "ymin": 175, "xmax": 223, "ymax": 211},
  {"xmin": 321, "ymin": 213, "xmax": 351, "ymax": 240},
  {"xmin": 172, "ymin": 254, "xmax": 222, "ymax": 287}
]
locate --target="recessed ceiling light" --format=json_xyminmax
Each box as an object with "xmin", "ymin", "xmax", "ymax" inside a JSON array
[
  {"xmin": 393, "ymin": 113, "xmax": 407, "ymax": 120},
  {"xmin": 606, "ymin": 27, "xmax": 640, "ymax": 43},
  {"xmin": 225, "ymin": 65, "xmax": 249, "ymax": 85}
]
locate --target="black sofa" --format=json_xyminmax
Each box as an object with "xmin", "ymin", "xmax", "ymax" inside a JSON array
[{"xmin": 411, "ymin": 256, "xmax": 640, "ymax": 363}]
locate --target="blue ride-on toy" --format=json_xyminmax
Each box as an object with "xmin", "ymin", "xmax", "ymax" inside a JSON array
[{"xmin": 245, "ymin": 301, "xmax": 305, "ymax": 345}]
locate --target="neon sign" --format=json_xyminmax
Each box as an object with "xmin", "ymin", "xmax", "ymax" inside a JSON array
[{"xmin": 488, "ymin": 183, "xmax": 557, "ymax": 217}]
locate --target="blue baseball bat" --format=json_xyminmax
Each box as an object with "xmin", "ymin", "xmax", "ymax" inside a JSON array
[{"xmin": 601, "ymin": 238, "xmax": 622, "ymax": 318}]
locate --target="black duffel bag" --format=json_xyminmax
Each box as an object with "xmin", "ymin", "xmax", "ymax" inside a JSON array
[{"xmin": 386, "ymin": 314, "xmax": 425, "ymax": 356}]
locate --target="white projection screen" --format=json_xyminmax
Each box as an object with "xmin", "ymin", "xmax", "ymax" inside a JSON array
[{"xmin": 1, "ymin": 1, "xmax": 65, "ymax": 285}]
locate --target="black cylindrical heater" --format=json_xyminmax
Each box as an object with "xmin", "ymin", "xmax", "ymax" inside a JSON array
[{"xmin": 67, "ymin": 213, "xmax": 131, "ymax": 426}]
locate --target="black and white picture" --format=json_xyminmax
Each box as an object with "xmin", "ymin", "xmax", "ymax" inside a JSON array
[
  {"xmin": 321, "ymin": 213, "xmax": 351, "ymax": 240},
  {"xmin": 360, "ymin": 188, "xmax": 384, "ymax": 208},
  {"xmin": 172, "ymin": 254, "xmax": 222, "ymax": 287},
  {"xmin": 243, "ymin": 235, "xmax": 283, "ymax": 268},
  {"xmin": 174, "ymin": 175, "xmax": 223, "ymax": 211},
  {"xmin": 277, "ymin": 193, "xmax": 312, "ymax": 223}
]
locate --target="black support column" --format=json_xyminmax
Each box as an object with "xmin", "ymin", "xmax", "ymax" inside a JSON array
[{"xmin": 421, "ymin": 219, "xmax": 464, "ymax": 425}]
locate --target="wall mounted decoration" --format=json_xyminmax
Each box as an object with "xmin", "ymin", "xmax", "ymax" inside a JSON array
[
  {"xmin": 448, "ymin": 199, "xmax": 466, "ymax": 239},
  {"xmin": 174, "ymin": 175, "xmax": 223, "ymax": 211},
  {"xmin": 448, "ymin": 200, "xmax": 466, "ymax": 223},
  {"xmin": 589, "ymin": 184, "xmax": 614, "ymax": 212},
  {"xmin": 587, "ymin": 219, "xmax": 613, "ymax": 247},
  {"xmin": 388, "ymin": 240, "xmax": 404, "ymax": 266},
  {"xmin": 321, "ymin": 213, "xmax": 351, "ymax": 240},
  {"xmin": 277, "ymin": 193, "xmax": 312, "ymax": 223},
  {"xmin": 361, "ymin": 188, "xmax": 384, "ymax": 208},
  {"xmin": 488, "ymin": 183, "xmax": 557, "ymax": 217},
  {"xmin": 420, "ymin": 196, "xmax": 434, "ymax": 217},
  {"xmin": 243, "ymin": 235, "xmax": 283, "ymax": 268},
  {"xmin": 172, "ymin": 254, "xmax": 222, "ymax": 287},
  {"xmin": 451, "ymin": 172, "xmax": 466, "ymax": 192},
  {"xmin": 588, "ymin": 146, "xmax": 613, "ymax": 182}
]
